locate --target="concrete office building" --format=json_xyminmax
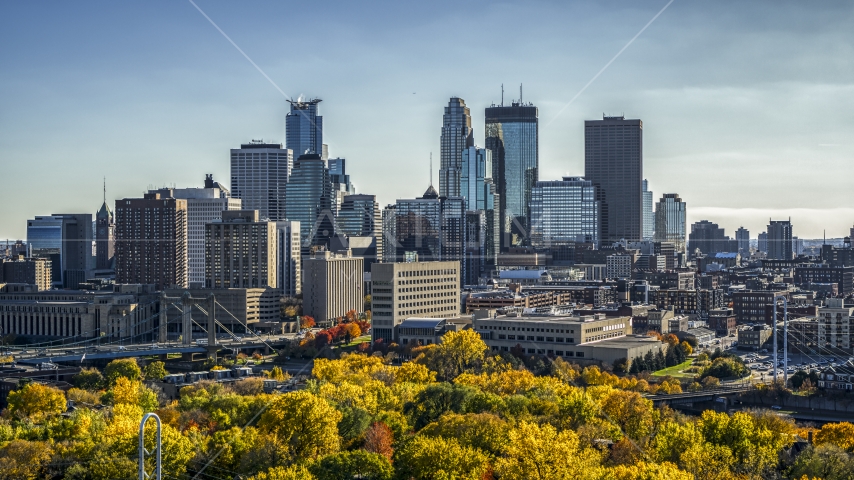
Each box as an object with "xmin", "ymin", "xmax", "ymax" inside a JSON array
[
  {"xmin": 286, "ymin": 98, "xmax": 323, "ymax": 157},
  {"xmin": 642, "ymin": 180, "xmax": 654, "ymax": 240},
  {"xmin": 0, "ymin": 257, "xmax": 52, "ymax": 291},
  {"xmin": 654, "ymin": 194, "xmax": 686, "ymax": 253},
  {"xmin": 302, "ymin": 250, "xmax": 364, "ymax": 325},
  {"xmin": 115, "ymin": 192, "xmax": 188, "ymax": 290},
  {"xmin": 485, "ymin": 99, "xmax": 539, "ymax": 248},
  {"xmin": 736, "ymin": 227, "xmax": 750, "ymax": 256},
  {"xmin": 439, "ymin": 97, "xmax": 474, "ymax": 197},
  {"xmin": 758, "ymin": 232, "xmax": 768, "ymax": 254},
  {"xmin": 285, "ymin": 154, "xmax": 335, "ymax": 253},
  {"xmin": 370, "ymin": 260, "xmax": 461, "ymax": 342},
  {"xmin": 767, "ymin": 219, "xmax": 794, "ymax": 260},
  {"xmin": 27, "ymin": 214, "xmax": 94, "ymax": 289},
  {"xmin": 230, "ymin": 141, "xmax": 293, "ymax": 221},
  {"xmin": 276, "ymin": 221, "xmax": 301, "ymax": 296},
  {"xmin": 205, "ymin": 210, "xmax": 278, "ymax": 289},
  {"xmin": 151, "ymin": 176, "xmax": 242, "ymax": 287},
  {"xmin": 606, "ymin": 253, "xmax": 635, "ymax": 279},
  {"xmin": 584, "ymin": 115, "xmax": 643, "ymax": 243},
  {"xmin": 530, "ymin": 177, "xmax": 600, "ymax": 248}
]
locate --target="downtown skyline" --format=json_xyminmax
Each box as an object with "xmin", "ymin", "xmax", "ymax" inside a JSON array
[{"xmin": 3, "ymin": 1, "xmax": 854, "ymax": 239}]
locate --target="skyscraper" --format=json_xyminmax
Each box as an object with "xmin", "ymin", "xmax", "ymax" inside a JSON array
[
  {"xmin": 758, "ymin": 232, "xmax": 768, "ymax": 254},
  {"xmin": 653, "ymin": 194, "xmax": 687, "ymax": 253},
  {"xmin": 584, "ymin": 115, "xmax": 643, "ymax": 243},
  {"xmin": 439, "ymin": 98, "xmax": 473, "ymax": 198},
  {"xmin": 276, "ymin": 220, "xmax": 301, "ymax": 296},
  {"xmin": 205, "ymin": 210, "xmax": 278, "ymax": 289},
  {"xmin": 688, "ymin": 220, "xmax": 736, "ymax": 256},
  {"xmin": 115, "ymin": 191, "xmax": 188, "ymax": 290},
  {"xmin": 485, "ymin": 99, "xmax": 538, "ymax": 248},
  {"xmin": 394, "ymin": 187, "xmax": 466, "ymax": 280},
  {"xmin": 286, "ymin": 98, "xmax": 323, "ymax": 157},
  {"xmin": 230, "ymin": 142, "xmax": 292, "ymax": 221},
  {"xmin": 530, "ymin": 177, "xmax": 600, "ymax": 248},
  {"xmin": 642, "ymin": 179, "xmax": 654, "ymax": 240},
  {"xmin": 381, "ymin": 205, "xmax": 397, "ymax": 263},
  {"xmin": 95, "ymin": 199, "xmax": 115, "ymax": 271},
  {"xmin": 285, "ymin": 154, "xmax": 334, "ymax": 253},
  {"xmin": 27, "ymin": 214, "xmax": 94, "ymax": 288},
  {"xmin": 735, "ymin": 227, "xmax": 750, "ymax": 256},
  {"xmin": 154, "ymin": 176, "xmax": 242, "ymax": 287},
  {"xmin": 328, "ymin": 157, "xmax": 355, "ymax": 213},
  {"xmin": 336, "ymin": 194, "xmax": 383, "ymax": 268},
  {"xmin": 460, "ymin": 146, "xmax": 499, "ymax": 272},
  {"xmin": 767, "ymin": 219, "xmax": 793, "ymax": 260}
]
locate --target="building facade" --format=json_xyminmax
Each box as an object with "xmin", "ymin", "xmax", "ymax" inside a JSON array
[
  {"xmin": 0, "ymin": 257, "xmax": 52, "ymax": 291},
  {"xmin": 530, "ymin": 177, "xmax": 600, "ymax": 249},
  {"xmin": 767, "ymin": 219, "xmax": 794, "ymax": 260},
  {"xmin": 285, "ymin": 154, "xmax": 334, "ymax": 253},
  {"xmin": 302, "ymin": 251, "xmax": 364, "ymax": 325},
  {"xmin": 230, "ymin": 142, "xmax": 293, "ymax": 221},
  {"xmin": 584, "ymin": 115, "xmax": 643, "ymax": 243},
  {"xmin": 276, "ymin": 221, "xmax": 301, "ymax": 296},
  {"xmin": 27, "ymin": 214, "xmax": 93, "ymax": 289},
  {"xmin": 654, "ymin": 193, "xmax": 686, "ymax": 253},
  {"xmin": 370, "ymin": 260, "xmax": 460, "ymax": 342},
  {"xmin": 95, "ymin": 200, "xmax": 115, "ymax": 271},
  {"xmin": 736, "ymin": 227, "xmax": 750, "ymax": 256},
  {"xmin": 439, "ymin": 97, "xmax": 474, "ymax": 198},
  {"xmin": 286, "ymin": 98, "xmax": 323, "ymax": 157},
  {"xmin": 688, "ymin": 220, "xmax": 736, "ymax": 256},
  {"xmin": 642, "ymin": 179, "xmax": 654, "ymax": 240},
  {"xmin": 205, "ymin": 210, "xmax": 278, "ymax": 289},
  {"xmin": 115, "ymin": 192, "xmax": 188, "ymax": 290},
  {"xmin": 485, "ymin": 101, "xmax": 538, "ymax": 248},
  {"xmin": 336, "ymin": 194, "xmax": 383, "ymax": 266}
]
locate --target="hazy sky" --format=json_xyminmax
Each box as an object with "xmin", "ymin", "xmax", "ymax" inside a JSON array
[{"xmin": 2, "ymin": 1, "xmax": 854, "ymax": 240}]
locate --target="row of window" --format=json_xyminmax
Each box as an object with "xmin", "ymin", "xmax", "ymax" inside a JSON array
[
  {"xmin": 491, "ymin": 345, "xmax": 585, "ymax": 357},
  {"xmin": 497, "ymin": 334, "xmax": 576, "ymax": 343}
]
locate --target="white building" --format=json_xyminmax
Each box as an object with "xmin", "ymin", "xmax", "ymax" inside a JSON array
[
  {"xmin": 606, "ymin": 253, "xmax": 634, "ymax": 279},
  {"xmin": 818, "ymin": 298, "xmax": 854, "ymax": 352}
]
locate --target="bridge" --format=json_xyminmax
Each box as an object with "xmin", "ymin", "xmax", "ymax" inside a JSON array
[{"xmin": 646, "ymin": 383, "xmax": 755, "ymax": 406}]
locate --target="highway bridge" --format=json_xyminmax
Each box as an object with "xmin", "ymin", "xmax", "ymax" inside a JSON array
[{"xmin": 646, "ymin": 383, "xmax": 756, "ymax": 406}]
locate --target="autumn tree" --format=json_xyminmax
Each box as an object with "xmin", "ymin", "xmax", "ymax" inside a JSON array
[
  {"xmin": 403, "ymin": 382, "xmax": 478, "ymax": 429},
  {"xmin": 247, "ymin": 465, "xmax": 315, "ymax": 480},
  {"xmin": 608, "ymin": 461, "xmax": 693, "ymax": 480},
  {"xmin": 309, "ymin": 450, "xmax": 393, "ymax": 480},
  {"xmin": 363, "ymin": 422, "xmax": 394, "ymax": 461},
  {"xmin": 343, "ymin": 322, "xmax": 362, "ymax": 343},
  {"xmin": 257, "ymin": 390, "xmax": 343, "ymax": 461},
  {"xmin": 815, "ymin": 422, "xmax": 854, "ymax": 452},
  {"xmin": 143, "ymin": 360, "xmax": 168, "ymax": 381},
  {"xmin": 494, "ymin": 420, "xmax": 604, "ymax": 480},
  {"xmin": 7, "ymin": 382, "xmax": 66, "ymax": 421},
  {"xmin": 103, "ymin": 358, "xmax": 141, "ymax": 386},
  {"xmin": 420, "ymin": 412, "xmax": 510, "ymax": 457},
  {"xmin": 301, "ymin": 316, "xmax": 316, "ymax": 329},
  {"xmin": 0, "ymin": 440, "xmax": 55, "ymax": 480},
  {"xmin": 101, "ymin": 377, "xmax": 159, "ymax": 412},
  {"xmin": 417, "ymin": 329, "xmax": 487, "ymax": 380},
  {"xmin": 393, "ymin": 435, "xmax": 492, "ymax": 480},
  {"xmin": 599, "ymin": 389, "xmax": 659, "ymax": 441},
  {"xmin": 73, "ymin": 367, "xmax": 105, "ymax": 390},
  {"xmin": 787, "ymin": 444, "xmax": 854, "ymax": 480}
]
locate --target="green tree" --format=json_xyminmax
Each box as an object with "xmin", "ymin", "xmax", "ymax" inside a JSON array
[
  {"xmin": 103, "ymin": 358, "xmax": 141, "ymax": 386},
  {"xmin": 420, "ymin": 412, "xmax": 510, "ymax": 457},
  {"xmin": 257, "ymin": 390, "xmax": 342, "ymax": 461},
  {"xmin": 788, "ymin": 444, "xmax": 854, "ymax": 480},
  {"xmin": 7, "ymin": 382, "xmax": 66, "ymax": 421},
  {"xmin": 248, "ymin": 465, "xmax": 316, "ymax": 480},
  {"xmin": 73, "ymin": 367, "xmax": 105, "ymax": 390},
  {"xmin": 394, "ymin": 435, "xmax": 491, "ymax": 480},
  {"xmin": 309, "ymin": 450, "xmax": 393, "ymax": 480},
  {"xmin": 143, "ymin": 361, "xmax": 168, "ymax": 381},
  {"xmin": 403, "ymin": 382, "xmax": 478, "ymax": 430}
]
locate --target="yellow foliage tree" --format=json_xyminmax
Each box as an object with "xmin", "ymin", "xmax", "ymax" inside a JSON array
[
  {"xmin": 608, "ymin": 461, "xmax": 693, "ymax": 480},
  {"xmin": 6, "ymin": 382, "xmax": 66, "ymax": 421},
  {"xmin": 257, "ymin": 390, "xmax": 342, "ymax": 461},
  {"xmin": 599, "ymin": 389, "xmax": 659, "ymax": 441},
  {"xmin": 420, "ymin": 329, "xmax": 487, "ymax": 380},
  {"xmin": 814, "ymin": 422, "xmax": 854, "ymax": 452},
  {"xmin": 455, "ymin": 369, "xmax": 536, "ymax": 396},
  {"xmin": 248, "ymin": 465, "xmax": 316, "ymax": 480},
  {"xmin": 394, "ymin": 434, "xmax": 492, "ymax": 480},
  {"xmin": 0, "ymin": 440, "xmax": 55, "ymax": 480},
  {"xmin": 105, "ymin": 376, "xmax": 159, "ymax": 411},
  {"xmin": 494, "ymin": 420, "xmax": 604, "ymax": 480},
  {"xmin": 394, "ymin": 361, "xmax": 436, "ymax": 384}
]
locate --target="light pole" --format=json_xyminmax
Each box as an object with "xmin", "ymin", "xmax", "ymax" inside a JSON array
[{"xmin": 138, "ymin": 413, "xmax": 162, "ymax": 480}]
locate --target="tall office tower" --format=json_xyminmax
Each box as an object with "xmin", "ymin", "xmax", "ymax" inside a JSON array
[
  {"xmin": 653, "ymin": 194, "xmax": 687, "ymax": 253},
  {"xmin": 381, "ymin": 205, "xmax": 397, "ymax": 263},
  {"xmin": 460, "ymin": 146, "xmax": 500, "ymax": 268},
  {"xmin": 688, "ymin": 220, "xmax": 735, "ymax": 256},
  {"xmin": 302, "ymin": 250, "xmax": 364, "ymax": 324},
  {"xmin": 285, "ymin": 154, "xmax": 334, "ymax": 253},
  {"xmin": 27, "ymin": 214, "xmax": 93, "ymax": 288},
  {"xmin": 584, "ymin": 115, "xmax": 643, "ymax": 243},
  {"xmin": 394, "ymin": 187, "xmax": 466, "ymax": 280},
  {"xmin": 153, "ymin": 176, "xmax": 242, "ymax": 287},
  {"xmin": 439, "ymin": 97, "xmax": 474, "ymax": 197},
  {"xmin": 530, "ymin": 177, "xmax": 600, "ymax": 248},
  {"xmin": 793, "ymin": 236, "xmax": 804, "ymax": 256},
  {"xmin": 758, "ymin": 232, "xmax": 768, "ymax": 254},
  {"xmin": 735, "ymin": 227, "xmax": 750, "ymax": 256},
  {"xmin": 1, "ymin": 257, "xmax": 52, "ymax": 290},
  {"xmin": 276, "ymin": 221, "xmax": 301, "ymax": 296},
  {"xmin": 337, "ymin": 194, "xmax": 383, "ymax": 267},
  {"xmin": 115, "ymin": 191, "xmax": 188, "ymax": 290},
  {"xmin": 642, "ymin": 180, "xmax": 654, "ymax": 240},
  {"xmin": 286, "ymin": 98, "xmax": 323, "ymax": 157},
  {"xmin": 328, "ymin": 157, "xmax": 355, "ymax": 213},
  {"xmin": 205, "ymin": 210, "xmax": 278, "ymax": 289},
  {"xmin": 230, "ymin": 141, "xmax": 293, "ymax": 221},
  {"xmin": 95, "ymin": 185, "xmax": 115, "ymax": 271},
  {"xmin": 464, "ymin": 211, "xmax": 487, "ymax": 285},
  {"xmin": 485, "ymin": 99, "xmax": 538, "ymax": 248},
  {"xmin": 370, "ymin": 260, "xmax": 461, "ymax": 342},
  {"xmin": 767, "ymin": 219, "xmax": 794, "ymax": 260}
]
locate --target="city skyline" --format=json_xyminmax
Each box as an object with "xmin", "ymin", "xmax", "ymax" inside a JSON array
[{"xmin": 3, "ymin": 1, "xmax": 854, "ymax": 239}]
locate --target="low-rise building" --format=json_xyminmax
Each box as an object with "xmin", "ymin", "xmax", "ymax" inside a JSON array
[
  {"xmin": 708, "ymin": 307, "xmax": 737, "ymax": 337},
  {"xmin": 738, "ymin": 324, "xmax": 773, "ymax": 351},
  {"xmin": 817, "ymin": 361, "xmax": 854, "ymax": 391}
]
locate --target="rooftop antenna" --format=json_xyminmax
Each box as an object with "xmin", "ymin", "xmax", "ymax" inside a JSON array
[
  {"xmin": 501, "ymin": 84, "xmax": 504, "ymax": 107},
  {"xmin": 429, "ymin": 153, "xmax": 433, "ymax": 186},
  {"xmin": 520, "ymin": 83, "xmax": 523, "ymax": 103},
  {"xmin": 103, "ymin": 177, "xmax": 106, "ymax": 204}
]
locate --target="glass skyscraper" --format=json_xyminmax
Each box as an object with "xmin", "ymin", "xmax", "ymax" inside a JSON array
[
  {"xmin": 27, "ymin": 214, "xmax": 93, "ymax": 288},
  {"xmin": 653, "ymin": 193, "xmax": 687, "ymax": 253},
  {"xmin": 438, "ymin": 98, "xmax": 473, "ymax": 197},
  {"xmin": 485, "ymin": 101, "xmax": 538, "ymax": 248},
  {"xmin": 284, "ymin": 154, "xmax": 333, "ymax": 253},
  {"xmin": 643, "ymin": 179, "xmax": 654, "ymax": 240},
  {"xmin": 336, "ymin": 194, "xmax": 383, "ymax": 266},
  {"xmin": 584, "ymin": 115, "xmax": 643, "ymax": 243},
  {"xmin": 230, "ymin": 142, "xmax": 292, "ymax": 221},
  {"xmin": 286, "ymin": 98, "xmax": 323, "ymax": 157},
  {"xmin": 460, "ymin": 146, "xmax": 499, "ymax": 274},
  {"xmin": 529, "ymin": 177, "xmax": 600, "ymax": 248}
]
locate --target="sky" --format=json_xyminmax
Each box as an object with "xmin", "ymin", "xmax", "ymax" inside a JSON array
[{"xmin": 2, "ymin": 0, "xmax": 854, "ymax": 240}]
